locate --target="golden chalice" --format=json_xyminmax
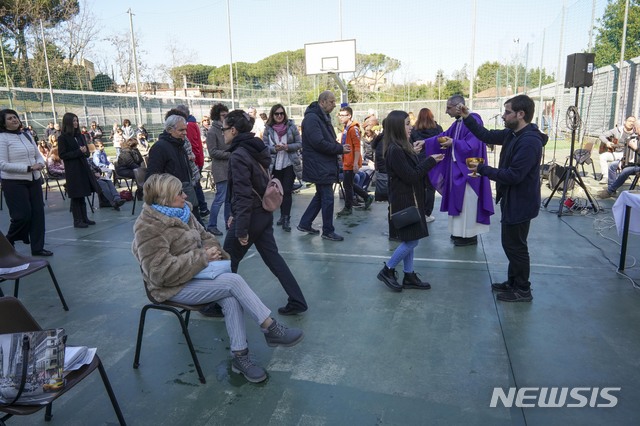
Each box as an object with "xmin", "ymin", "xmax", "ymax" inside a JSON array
[
  {"xmin": 437, "ymin": 136, "xmax": 449, "ymax": 150},
  {"xmin": 466, "ymin": 157, "xmax": 484, "ymax": 177}
]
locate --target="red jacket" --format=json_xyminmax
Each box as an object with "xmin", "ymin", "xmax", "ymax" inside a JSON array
[
  {"xmin": 186, "ymin": 119, "xmax": 205, "ymax": 168},
  {"xmin": 341, "ymin": 121, "xmax": 362, "ymax": 171}
]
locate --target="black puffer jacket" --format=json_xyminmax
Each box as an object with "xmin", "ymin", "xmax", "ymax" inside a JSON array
[
  {"xmin": 146, "ymin": 131, "xmax": 191, "ymax": 183},
  {"xmin": 300, "ymin": 101, "xmax": 343, "ymax": 184},
  {"xmin": 370, "ymin": 132, "xmax": 386, "ymax": 173},
  {"xmin": 227, "ymin": 132, "xmax": 271, "ymax": 239},
  {"xmin": 410, "ymin": 125, "xmax": 443, "ymax": 142}
]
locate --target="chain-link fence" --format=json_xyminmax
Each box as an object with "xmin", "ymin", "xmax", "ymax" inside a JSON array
[{"xmin": 0, "ymin": 0, "xmax": 637, "ymax": 142}]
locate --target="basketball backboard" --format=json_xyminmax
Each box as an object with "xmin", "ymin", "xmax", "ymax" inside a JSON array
[{"xmin": 305, "ymin": 39, "xmax": 356, "ymax": 75}]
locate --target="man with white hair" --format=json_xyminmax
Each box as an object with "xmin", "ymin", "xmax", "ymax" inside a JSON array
[{"xmin": 146, "ymin": 115, "xmax": 193, "ymax": 192}]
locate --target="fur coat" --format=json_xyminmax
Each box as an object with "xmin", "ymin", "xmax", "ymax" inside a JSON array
[{"xmin": 131, "ymin": 203, "xmax": 229, "ymax": 302}]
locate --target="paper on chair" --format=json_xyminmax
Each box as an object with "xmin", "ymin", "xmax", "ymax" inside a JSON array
[{"xmin": 0, "ymin": 263, "xmax": 29, "ymax": 274}]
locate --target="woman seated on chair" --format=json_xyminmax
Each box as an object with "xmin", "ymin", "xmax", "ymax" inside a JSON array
[
  {"xmin": 132, "ymin": 173, "xmax": 303, "ymax": 383},
  {"xmin": 38, "ymin": 139, "xmax": 51, "ymax": 160},
  {"xmin": 46, "ymin": 148, "xmax": 65, "ymax": 179},
  {"xmin": 88, "ymin": 160, "xmax": 124, "ymax": 211},
  {"xmin": 115, "ymin": 138, "xmax": 144, "ymax": 179}
]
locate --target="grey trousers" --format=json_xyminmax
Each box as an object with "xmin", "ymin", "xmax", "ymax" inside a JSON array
[{"xmin": 169, "ymin": 272, "xmax": 271, "ymax": 352}]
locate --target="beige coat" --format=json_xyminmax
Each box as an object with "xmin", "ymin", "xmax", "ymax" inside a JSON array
[{"xmin": 131, "ymin": 203, "xmax": 229, "ymax": 302}]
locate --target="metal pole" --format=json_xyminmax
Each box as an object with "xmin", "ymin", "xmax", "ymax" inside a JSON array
[
  {"xmin": 523, "ymin": 42, "xmax": 529, "ymax": 93},
  {"xmin": 514, "ymin": 39, "xmax": 519, "ymax": 95},
  {"xmin": 0, "ymin": 34, "xmax": 13, "ymax": 109},
  {"xmin": 538, "ymin": 29, "xmax": 546, "ymax": 129},
  {"xmin": 614, "ymin": 0, "xmax": 630, "ymax": 125},
  {"xmin": 226, "ymin": 0, "xmax": 236, "ymax": 109},
  {"xmin": 40, "ymin": 20, "xmax": 56, "ymax": 123},
  {"xmin": 469, "ymin": 0, "xmax": 477, "ymax": 109},
  {"xmin": 128, "ymin": 9, "xmax": 143, "ymax": 126},
  {"xmin": 588, "ymin": 0, "xmax": 597, "ymax": 52},
  {"xmin": 553, "ymin": 1, "xmax": 566, "ymax": 127},
  {"xmin": 339, "ymin": 0, "xmax": 343, "ymax": 40},
  {"xmin": 286, "ymin": 55, "xmax": 292, "ymax": 114}
]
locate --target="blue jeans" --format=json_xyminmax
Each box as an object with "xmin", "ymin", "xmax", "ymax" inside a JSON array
[
  {"xmin": 299, "ymin": 183, "xmax": 335, "ymax": 234},
  {"xmin": 208, "ymin": 180, "xmax": 231, "ymax": 229},
  {"xmin": 608, "ymin": 161, "xmax": 640, "ymax": 193},
  {"xmin": 387, "ymin": 240, "xmax": 419, "ymax": 272}
]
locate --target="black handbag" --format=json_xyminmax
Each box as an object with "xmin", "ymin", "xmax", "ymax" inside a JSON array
[{"xmin": 390, "ymin": 187, "xmax": 421, "ymax": 229}]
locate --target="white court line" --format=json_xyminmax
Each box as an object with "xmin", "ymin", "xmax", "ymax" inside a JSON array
[{"xmin": 38, "ymin": 237, "xmax": 582, "ymax": 271}]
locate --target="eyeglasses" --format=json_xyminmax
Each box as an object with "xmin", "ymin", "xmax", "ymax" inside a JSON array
[
  {"xmin": 274, "ymin": 112, "xmax": 285, "ymax": 116},
  {"xmin": 338, "ymin": 114, "xmax": 350, "ymax": 117},
  {"xmin": 221, "ymin": 127, "xmax": 232, "ymax": 132},
  {"xmin": 176, "ymin": 190, "xmax": 185, "ymax": 197}
]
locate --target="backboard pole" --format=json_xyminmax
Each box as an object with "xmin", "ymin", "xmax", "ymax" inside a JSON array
[{"xmin": 329, "ymin": 72, "xmax": 348, "ymax": 105}]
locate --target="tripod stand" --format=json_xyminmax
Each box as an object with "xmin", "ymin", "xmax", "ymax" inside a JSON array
[{"xmin": 543, "ymin": 87, "xmax": 599, "ymax": 217}]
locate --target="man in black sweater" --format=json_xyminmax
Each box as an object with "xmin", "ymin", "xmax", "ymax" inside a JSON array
[{"xmin": 459, "ymin": 95, "xmax": 548, "ymax": 302}]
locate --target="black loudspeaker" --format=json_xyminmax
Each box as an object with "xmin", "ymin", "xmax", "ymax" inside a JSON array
[{"xmin": 564, "ymin": 53, "xmax": 595, "ymax": 88}]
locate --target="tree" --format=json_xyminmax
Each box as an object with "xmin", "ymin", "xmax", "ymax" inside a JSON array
[
  {"xmin": 104, "ymin": 30, "xmax": 146, "ymax": 92},
  {"xmin": 475, "ymin": 61, "xmax": 502, "ymax": 92},
  {"xmin": 92, "ymin": 73, "xmax": 115, "ymax": 92},
  {"xmin": 443, "ymin": 80, "xmax": 465, "ymax": 98},
  {"xmin": 0, "ymin": 0, "xmax": 79, "ymax": 87},
  {"xmin": 594, "ymin": 0, "xmax": 640, "ymax": 67},
  {"xmin": 171, "ymin": 64, "xmax": 216, "ymax": 86},
  {"xmin": 351, "ymin": 53, "xmax": 400, "ymax": 97}
]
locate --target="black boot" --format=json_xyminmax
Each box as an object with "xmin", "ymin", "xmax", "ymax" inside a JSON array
[
  {"xmin": 282, "ymin": 215, "xmax": 291, "ymax": 232},
  {"xmin": 377, "ymin": 263, "xmax": 402, "ymax": 292},
  {"xmin": 71, "ymin": 200, "xmax": 88, "ymax": 228},
  {"xmin": 402, "ymin": 272, "xmax": 431, "ymax": 289},
  {"xmin": 79, "ymin": 199, "xmax": 96, "ymax": 225},
  {"xmin": 276, "ymin": 216, "xmax": 283, "ymax": 226}
]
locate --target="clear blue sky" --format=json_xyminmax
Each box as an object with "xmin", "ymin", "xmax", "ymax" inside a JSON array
[{"xmin": 87, "ymin": 0, "xmax": 607, "ymax": 84}]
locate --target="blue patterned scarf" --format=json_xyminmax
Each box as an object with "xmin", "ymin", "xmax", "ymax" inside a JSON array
[{"xmin": 151, "ymin": 204, "xmax": 191, "ymax": 223}]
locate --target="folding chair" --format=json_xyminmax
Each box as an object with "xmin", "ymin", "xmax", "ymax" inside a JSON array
[
  {"xmin": 112, "ymin": 170, "xmax": 132, "ymax": 191},
  {"xmin": 0, "ymin": 232, "xmax": 68, "ymax": 311},
  {"xmin": 130, "ymin": 167, "xmax": 147, "ymax": 215},
  {"xmin": 133, "ymin": 283, "xmax": 208, "ymax": 384},
  {"xmin": 42, "ymin": 167, "xmax": 66, "ymax": 201},
  {"xmin": 565, "ymin": 141, "xmax": 596, "ymax": 178},
  {"xmin": 0, "ymin": 296, "xmax": 126, "ymax": 425}
]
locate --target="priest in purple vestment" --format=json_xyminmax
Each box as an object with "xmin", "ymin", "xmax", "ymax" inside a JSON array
[{"xmin": 421, "ymin": 95, "xmax": 494, "ymax": 246}]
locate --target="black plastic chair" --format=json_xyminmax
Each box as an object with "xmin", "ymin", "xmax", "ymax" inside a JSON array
[
  {"xmin": 42, "ymin": 167, "xmax": 66, "ymax": 201},
  {"xmin": 133, "ymin": 283, "xmax": 208, "ymax": 384},
  {"xmin": 112, "ymin": 169, "xmax": 132, "ymax": 191},
  {"xmin": 130, "ymin": 167, "xmax": 147, "ymax": 215},
  {"xmin": 566, "ymin": 141, "xmax": 596, "ymax": 177},
  {"xmin": 0, "ymin": 296, "xmax": 126, "ymax": 425},
  {"xmin": 0, "ymin": 232, "xmax": 68, "ymax": 311}
]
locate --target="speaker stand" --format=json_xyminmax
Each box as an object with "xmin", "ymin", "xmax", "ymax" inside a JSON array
[{"xmin": 542, "ymin": 87, "xmax": 599, "ymax": 217}]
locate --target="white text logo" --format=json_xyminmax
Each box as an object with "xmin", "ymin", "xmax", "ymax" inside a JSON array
[{"xmin": 490, "ymin": 387, "xmax": 620, "ymax": 408}]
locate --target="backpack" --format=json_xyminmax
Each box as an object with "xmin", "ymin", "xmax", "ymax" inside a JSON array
[{"xmin": 252, "ymin": 163, "xmax": 283, "ymax": 212}]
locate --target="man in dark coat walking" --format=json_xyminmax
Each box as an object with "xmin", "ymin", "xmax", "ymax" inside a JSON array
[{"xmin": 297, "ymin": 91, "xmax": 351, "ymax": 241}]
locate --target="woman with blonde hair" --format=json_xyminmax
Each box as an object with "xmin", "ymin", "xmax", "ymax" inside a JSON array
[{"xmin": 132, "ymin": 173, "xmax": 303, "ymax": 383}]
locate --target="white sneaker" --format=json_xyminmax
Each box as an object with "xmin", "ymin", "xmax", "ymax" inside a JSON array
[{"xmin": 425, "ymin": 215, "xmax": 436, "ymax": 223}]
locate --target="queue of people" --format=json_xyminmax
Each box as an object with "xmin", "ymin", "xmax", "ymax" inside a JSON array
[{"xmin": 3, "ymin": 95, "xmax": 638, "ymax": 383}]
